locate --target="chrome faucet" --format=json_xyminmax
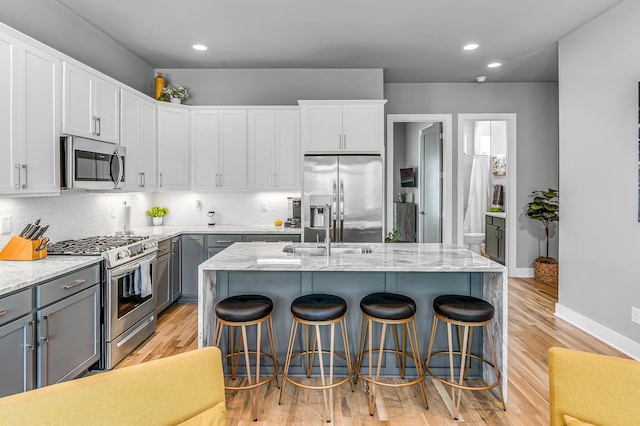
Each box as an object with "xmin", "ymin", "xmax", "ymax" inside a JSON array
[{"xmin": 323, "ymin": 204, "xmax": 331, "ymax": 256}]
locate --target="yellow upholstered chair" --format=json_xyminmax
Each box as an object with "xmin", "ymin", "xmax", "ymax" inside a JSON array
[
  {"xmin": 548, "ymin": 347, "xmax": 640, "ymax": 426},
  {"xmin": 0, "ymin": 347, "xmax": 226, "ymax": 426}
]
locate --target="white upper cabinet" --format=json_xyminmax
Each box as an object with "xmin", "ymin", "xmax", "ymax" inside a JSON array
[
  {"xmin": 0, "ymin": 31, "xmax": 60, "ymax": 195},
  {"xmin": 191, "ymin": 109, "xmax": 247, "ymax": 190},
  {"xmin": 63, "ymin": 62, "xmax": 119, "ymax": 143},
  {"xmin": 248, "ymin": 108, "xmax": 300, "ymax": 190},
  {"xmin": 120, "ymin": 89, "xmax": 156, "ymax": 191},
  {"xmin": 157, "ymin": 104, "xmax": 189, "ymax": 190},
  {"xmin": 300, "ymin": 100, "xmax": 386, "ymax": 154}
]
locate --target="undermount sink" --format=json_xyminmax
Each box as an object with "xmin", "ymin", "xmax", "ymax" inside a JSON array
[{"xmin": 282, "ymin": 244, "xmax": 373, "ymax": 255}]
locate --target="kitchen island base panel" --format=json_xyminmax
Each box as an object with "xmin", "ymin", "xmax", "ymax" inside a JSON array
[{"xmin": 199, "ymin": 270, "xmax": 507, "ymax": 402}]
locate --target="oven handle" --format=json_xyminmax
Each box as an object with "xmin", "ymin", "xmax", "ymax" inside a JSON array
[{"xmin": 110, "ymin": 253, "xmax": 157, "ymax": 280}]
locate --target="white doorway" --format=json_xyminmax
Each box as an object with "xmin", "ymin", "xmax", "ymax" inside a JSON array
[
  {"xmin": 457, "ymin": 113, "xmax": 517, "ymax": 276},
  {"xmin": 386, "ymin": 114, "xmax": 453, "ymax": 243}
]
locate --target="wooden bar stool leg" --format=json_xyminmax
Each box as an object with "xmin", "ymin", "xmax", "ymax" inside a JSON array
[
  {"xmin": 446, "ymin": 322, "xmax": 456, "ymax": 403},
  {"xmin": 267, "ymin": 316, "xmax": 280, "ymax": 388},
  {"xmin": 464, "ymin": 328, "xmax": 474, "ymax": 379},
  {"xmin": 391, "ymin": 324, "xmax": 403, "ymax": 378},
  {"xmin": 407, "ymin": 319, "xmax": 428, "ymax": 409},
  {"xmin": 453, "ymin": 324, "xmax": 470, "ymax": 421},
  {"xmin": 340, "ymin": 318, "xmax": 355, "ymax": 392},
  {"xmin": 239, "ymin": 324, "xmax": 258, "ymax": 421},
  {"xmin": 315, "ymin": 324, "xmax": 330, "ymax": 423},
  {"xmin": 329, "ymin": 322, "xmax": 336, "ymax": 423},
  {"xmin": 279, "ymin": 317, "xmax": 298, "ymax": 405},
  {"xmin": 367, "ymin": 318, "xmax": 375, "ymax": 415},
  {"xmin": 369, "ymin": 321, "xmax": 387, "ymax": 416},
  {"xmin": 425, "ymin": 315, "xmax": 438, "ymax": 368},
  {"xmin": 354, "ymin": 313, "xmax": 367, "ymax": 385}
]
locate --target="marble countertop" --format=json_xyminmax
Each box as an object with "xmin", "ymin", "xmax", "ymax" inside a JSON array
[
  {"xmin": 199, "ymin": 242, "xmax": 506, "ymax": 273},
  {"xmin": 134, "ymin": 224, "xmax": 302, "ymax": 241},
  {"xmin": 0, "ymin": 256, "xmax": 102, "ymax": 297}
]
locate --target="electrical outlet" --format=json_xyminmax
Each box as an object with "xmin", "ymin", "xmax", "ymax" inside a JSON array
[
  {"xmin": 261, "ymin": 202, "xmax": 268, "ymax": 212},
  {"xmin": 632, "ymin": 307, "xmax": 640, "ymax": 325},
  {"xmin": 110, "ymin": 207, "xmax": 117, "ymax": 219},
  {"xmin": 0, "ymin": 216, "xmax": 11, "ymax": 235},
  {"xmin": 194, "ymin": 200, "xmax": 202, "ymax": 211}
]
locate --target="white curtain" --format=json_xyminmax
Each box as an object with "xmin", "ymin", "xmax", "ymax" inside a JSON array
[{"xmin": 463, "ymin": 156, "xmax": 489, "ymax": 233}]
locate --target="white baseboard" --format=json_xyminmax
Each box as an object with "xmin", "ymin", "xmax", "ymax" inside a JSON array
[
  {"xmin": 555, "ymin": 303, "xmax": 640, "ymax": 360},
  {"xmin": 510, "ymin": 267, "xmax": 533, "ymax": 277}
]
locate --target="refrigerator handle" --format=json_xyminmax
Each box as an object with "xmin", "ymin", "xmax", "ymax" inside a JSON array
[
  {"xmin": 339, "ymin": 181, "xmax": 345, "ymax": 241},
  {"xmin": 332, "ymin": 181, "xmax": 338, "ymax": 241}
]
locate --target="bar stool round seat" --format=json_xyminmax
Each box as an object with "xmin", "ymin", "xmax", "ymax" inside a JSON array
[
  {"xmin": 279, "ymin": 294, "xmax": 354, "ymax": 423},
  {"xmin": 359, "ymin": 292, "xmax": 416, "ymax": 320},
  {"xmin": 214, "ymin": 294, "xmax": 279, "ymax": 422},
  {"xmin": 290, "ymin": 293, "xmax": 347, "ymax": 321},
  {"xmin": 433, "ymin": 294, "xmax": 494, "ymax": 323},
  {"xmin": 215, "ymin": 294, "xmax": 273, "ymax": 322},
  {"xmin": 424, "ymin": 294, "xmax": 505, "ymax": 421},
  {"xmin": 354, "ymin": 292, "xmax": 428, "ymax": 416}
]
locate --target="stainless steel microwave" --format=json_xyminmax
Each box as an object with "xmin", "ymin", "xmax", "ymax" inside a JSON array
[{"xmin": 61, "ymin": 136, "xmax": 126, "ymax": 190}]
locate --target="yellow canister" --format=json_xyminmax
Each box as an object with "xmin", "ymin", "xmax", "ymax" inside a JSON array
[{"xmin": 154, "ymin": 72, "xmax": 165, "ymax": 100}]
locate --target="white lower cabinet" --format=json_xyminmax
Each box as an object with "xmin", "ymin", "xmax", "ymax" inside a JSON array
[{"xmin": 0, "ymin": 289, "xmax": 34, "ymax": 398}]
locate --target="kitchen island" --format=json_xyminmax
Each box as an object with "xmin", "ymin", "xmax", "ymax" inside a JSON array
[{"xmin": 198, "ymin": 242, "xmax": 507, "ymax": 399}]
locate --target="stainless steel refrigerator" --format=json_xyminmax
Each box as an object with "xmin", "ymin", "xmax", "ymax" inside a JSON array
[{"xmin": 303, "ymin": 155, "xmax": 383, "ymax": 243}]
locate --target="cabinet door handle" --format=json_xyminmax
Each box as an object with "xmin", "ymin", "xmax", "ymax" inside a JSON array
[
  {"xmin": 343, "ymin": 135, "xmax": 347, "ymax": 149},
  {"xmin": 92, "ymin": 116, "xmax": 97, "ymax": 135},
  {"xmin": 0, "ymin": 310, "xmax": 6, "ymax": 316},
  {"xmin": 64, "ymin": 279, "xmax": 87, "ymax": 289},
  {"xmin": 96, "ymin": 117, "xmax": 101, "ymax": 136},
  {"xmin": 339, "ymin": 134, "xmax": 342, "ymax": 149},
  {"xmin": 139, "ymin": 172, "xmax": 143, "ymax": 188},
  {"xmin": 26, "ymin": 320, "xmax": 35, "ymax": 351},
  {"xmin": 219, "ymin": 174, "xmax": 223, "ymax": 187},
  {"xmin": 40, "ymin": 315, "xmax": 49, "ymax": 342},
  {"xmin": 21, "ymin": 164, "xmax": 27, "ymax": 189},
  {"xmin": 159, "ymin": 173, "xmax": 163, "ymax": 187},
  {"xmin": 14, "ymin": 163, "xmax": 20, "ymax": 189},
  {"xmin": 142, "ymin": 172, "xmax": 146, "ymax": 187},
  {"xmin": 216, "ymin": 240, "xmax": 232, "ymax": 243}
]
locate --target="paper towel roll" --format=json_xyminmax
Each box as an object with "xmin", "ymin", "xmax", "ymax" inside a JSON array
[{"xmin": 117, "ymin": 202, "xmax": 132, "ymax": 235}]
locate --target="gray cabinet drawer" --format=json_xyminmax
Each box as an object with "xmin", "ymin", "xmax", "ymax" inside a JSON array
[
  {"xmin": 493, "ymin": 217, "xmax": 505, "ymax": 227},
  {"xmin": 0, "ymin": 289, "xmax": 32, "ymax": 327},
  {"xmin": 157, "ymin": 238, "xmax": 171, "ymax": 256},
  {"xmin": 206, "ymin": 234, "xmax": 242, "ymax": 248},
  {"xmin": 36, "ymin": 264, "xmax": 101, "ymax": 308}
]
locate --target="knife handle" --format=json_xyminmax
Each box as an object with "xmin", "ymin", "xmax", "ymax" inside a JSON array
[
  {"xmin": 24, "ymin": 226, "xmax": 39, "ymax": 240},
  {"xmin": 18, "ymin": 223, "xmax": 31, "ymax": 237}
]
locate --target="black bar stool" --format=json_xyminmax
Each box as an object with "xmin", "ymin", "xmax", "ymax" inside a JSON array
[
  {"xmin": 354, "ymin": 292, "xmax": 428, "ymax": 416},
  {"xmin": 214, "ymin": 294, "xmax": 279, "ymax": 422},
  {"xmin": 279, "ymin": 294, "xmax": 354, "ymax": 423},
  {"xmin": 424, "ymin": 294, "xmax": 505, "ymax": 420}
]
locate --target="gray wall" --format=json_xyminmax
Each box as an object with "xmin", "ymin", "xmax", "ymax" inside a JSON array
[
  {"xmin": 0, "ymin": 1, "xmax": 153, "ymax": 94},
  {"xmin": 384, "ymin": 82, "xmax": 559, "ymax": 271},
  {"xmin": 558, "ymin": 0, "xmax": 640, "ymax": 353},
  {"xmin": 155, "ymin": 68, "xmax": 384, "ymax": 105}
]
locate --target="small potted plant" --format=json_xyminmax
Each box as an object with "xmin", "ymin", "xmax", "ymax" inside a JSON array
[
  {"xmin": 525, "ymin": 188, "xmax": 559, "ymax": 284},
  {"xmin": 160, "ymin": 84, "xmax": 189, "ymax": 104},
  {"xmin": 398, "ymin": 192, "xmax": 407, "ymax": 203},
  {"xmin": 146, "ymin": 206, "xmax": 169, "ymax": 226}
]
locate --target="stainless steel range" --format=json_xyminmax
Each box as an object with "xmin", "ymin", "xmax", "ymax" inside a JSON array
[{"xmin": 48, "ymin": 235, "xmax": 158, "ymax": 369}]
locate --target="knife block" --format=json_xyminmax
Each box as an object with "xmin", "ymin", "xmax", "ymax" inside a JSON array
[{"xmin": 0, "ymin": 235, "xmax": 47, "ymax": 260}]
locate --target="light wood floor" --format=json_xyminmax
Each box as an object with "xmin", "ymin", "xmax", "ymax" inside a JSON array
[{"xmin": 116, "ymin": 278, "xmax": 627, "ymax": 425}]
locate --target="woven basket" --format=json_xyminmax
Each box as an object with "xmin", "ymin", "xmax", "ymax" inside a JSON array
[{"xmin": 534, "ymin": 257, "xmax": 558, "ymax": 285}]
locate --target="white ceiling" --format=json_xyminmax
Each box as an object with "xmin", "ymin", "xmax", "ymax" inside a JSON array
[{"xmin": 55, "ymin": 0, "xmax": 623, "ymax": 83}]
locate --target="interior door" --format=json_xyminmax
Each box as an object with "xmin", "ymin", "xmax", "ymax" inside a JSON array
[{"xmin": 419, "ymin": 123, "xmax": 443, "ymax": 243}]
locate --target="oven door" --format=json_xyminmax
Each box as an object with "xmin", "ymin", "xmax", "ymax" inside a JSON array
[
  {"xmin": 105, "ymin": 253, "xmax": 157, "ymax": 342},
  {"xmin": 64, "ymin": 136, "xmax": 125, "ymax": 190}
]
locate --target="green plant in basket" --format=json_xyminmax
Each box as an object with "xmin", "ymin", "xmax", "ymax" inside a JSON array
[
  {"xmin": 145, "ymin": 206, "xmax": 169, "ymax": 217},
  {"xmin": 525, "ymin": 188, "xmax": 558, "ymax": 259}
]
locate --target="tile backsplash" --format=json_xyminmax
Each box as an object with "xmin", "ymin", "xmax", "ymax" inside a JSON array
[{"xmin": 0, "ymin": 190, "xmax": 299, "ymax": 247}]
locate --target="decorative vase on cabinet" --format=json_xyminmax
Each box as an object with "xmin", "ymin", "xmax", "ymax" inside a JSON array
[{"xmin": 170, "ymin": 97, "xmax": 181, "ymax": 104}]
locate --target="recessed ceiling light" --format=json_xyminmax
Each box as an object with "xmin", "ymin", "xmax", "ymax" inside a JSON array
[
  {"xmin": 476, "ymin": 76, "xmax": 487, "ymax": 83},
  {"xmin": 487, "ymin": 62, "xmax": 502, "ymax": 68},
  {"xmin": 463, "ymin": 43, "xmax": 479, "ymax": 51},
  {"xmin": 192, "ymin": 44, "xmax": 208, "ymax": 51}
]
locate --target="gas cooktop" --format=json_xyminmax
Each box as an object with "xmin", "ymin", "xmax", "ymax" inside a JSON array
[{"xmin": 47, "ymin": 235, "xmax": 150, "ymax": 256}]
